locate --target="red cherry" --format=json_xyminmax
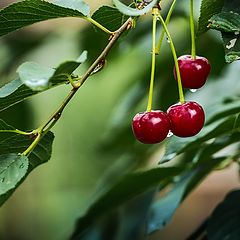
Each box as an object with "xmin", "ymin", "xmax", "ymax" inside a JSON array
[
  {"xmin": 174, "ymin": 55, "xmax": 211, "ymax": 89},
  {"xmin": 167, "ymin": 101, "xmax": 205, "ymax": 137},
  {"xmin": 132, "ymin": 110, "xmax": 170, "ymax": 144}
]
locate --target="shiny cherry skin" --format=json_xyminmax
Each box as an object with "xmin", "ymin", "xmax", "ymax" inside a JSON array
[
  {"xmin": 174, "ymin": 55, "xmax": 211, "ymax": 89},
  {"xmin": 132, "ymin": 110, "xmax": 170, "ymax": 144},
  {"xmin": 167, "ymin": 101, "xmax": 205, "ymax": 137}
]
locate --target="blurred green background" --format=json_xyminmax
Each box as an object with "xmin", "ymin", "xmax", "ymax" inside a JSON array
[{"xmin": 0, "ymin": 1, "xmax": 239, "ymax": 240}]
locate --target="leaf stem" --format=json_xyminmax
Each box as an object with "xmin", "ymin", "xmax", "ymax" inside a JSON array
[
  {"xmin": 146, "ymin": 8, "xmax": 158, "ymax": 112},
  {"xmin": 190, "ymin": 0, "xmax": 196, "ymax": 59},
  {"xmin": 157, "ymin": 13, "xmax": 185, "ymax": 104},
  {"xmin": 156, "ymin": 0, "xmax": 177, "ymax": 54},
  {"xmin": 22, "ymin": 18, "xmax": 133, "ymax": 156},
  {"xmin": 0, "ymin": 129, "xmax": 32, "ymax": 135},
  {"xmin": 84, "ymin": 17, "xmax": 114, "ymax": 35},
  {"xmin": 22, "ymin": 133, "xmax": 42, "ymax": 156},
  {"xmin": 67, "ymin": 74, "xmax": 77, "ymax": 88}
]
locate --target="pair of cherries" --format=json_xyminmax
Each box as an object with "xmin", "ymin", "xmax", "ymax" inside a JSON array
[{"xmin": 132, "ymin": 55, "xmax": 211, "ymax": 144}]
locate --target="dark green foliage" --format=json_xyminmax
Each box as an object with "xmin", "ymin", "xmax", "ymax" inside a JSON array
[
  {"xmin": 0, "ymin": 0, "xmax": 239, "ymax": 239},
  {"xmin": 209, "ymin": 0, "xmax": 240, "ymax": 62},
  {"xmin": 207, "ymin": 190, "xmax": 240, "ymax": 240},
  {"xmin": 92, "ymin": 6, "xmax": 128, "ymax": 32},
  {"xmin": 0, "ymin": 119, "xmax": 54, "ymax": 206},
  {"xmin": 198, "ymin": 0, "xmax": 224, "ymax": 35},
  {"xmin": 0, "ymin": 0, "xmax": 89, "ymax": 37}
]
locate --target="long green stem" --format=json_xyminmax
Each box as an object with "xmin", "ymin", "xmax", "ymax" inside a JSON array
[
  {"xmin": 158, "ymin": 14, "xmax": 185, "ymax": 104},
  {"xmin": 190, "ymin": 0, "xmax": 196, "ymax": 59},
  {"xmin": 84, "ymin": 17, "xmax": 114, "ymax": 35},
  {"xmin": 146, "ymin": 8, "xmax": 158, "ymax": 112},
  {"xmin": 156, "ymin": 0, "xmax": 177, "ymax": 54}
]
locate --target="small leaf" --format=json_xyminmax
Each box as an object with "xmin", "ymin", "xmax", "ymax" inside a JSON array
[
  {"xmin": 0, "ymin": 122, "xmax": 54, "ymax": 168},
  {"xmin": 0, "ymin": 153, "xmax": 28, "ymax": 195},
  {"xmin": 92, "ymin": 6, "xmax": 128, "ymax": 32},
  {"xmin": 0, "ymin": 79, "xmax": 22, "ymax": 98},
  {"xmin": 53, "ymin": 0, "xmax": 90, "ymax": 16},
  {"xmin": 207, "ymin": 190, "xmax": 240, "ymax": 240},
  {"xmin": 17, "ymin": 62, "xmax": 55, "ymax": 91},
  {"xmin": 0, "ymin": 119, "xmax": 54, "ymax": 206},
  {"xmin": 17, "ymin": 51, "xmax": 87, "ymax": 91},
  {"xmin": 0, "ymin": 0, "xmax": 90, "ymax": 37},
  {"xmin": 0, "ymin": 53, "xmax": 87, "ymax": 111},
  {"xmin": 197, "ymin": 0, "xmax": 224, "ymax": 35},
  {"xmin": 112, "ymin": 0, "xmax": 158, "ymax": 16}
]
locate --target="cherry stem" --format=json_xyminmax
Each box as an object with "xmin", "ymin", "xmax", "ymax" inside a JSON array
[
  {"xmin": 158, "ymin": 13, "xmax": 185, "ymax": 104},
  {"xmin": 146, "ymin": 8, "xmax": 158, "ymax": 112},
  {"xmin": 190, "ymin": 0, "xmax": 196, "ymax": 59},
  {"xmin": 156, "ymin": 0, "xmax": 177, "ymax": 54}
]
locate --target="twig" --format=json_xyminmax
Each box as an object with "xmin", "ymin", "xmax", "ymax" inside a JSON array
[{"xmin": 23, "ymin": 18, "xmax": 133, "ymax": 156}]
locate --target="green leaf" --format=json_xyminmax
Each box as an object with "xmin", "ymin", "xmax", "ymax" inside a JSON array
[
  {"xmin": 53, "ymin": 0, "xmax": 90, "ymax": 16},
  {"xmin": 17, "ymin": 62, "xmax": 55, "ymax": 91},
  {"xmin": 92, "ymin": 6, "xmax": 128, "ymax": 32},
  {"xmin": 79, "ymin": 192, "xmax": 154, "ymax": 240},
  {"xmin": 209, "ymin": 12, "xmax": 240, "ymax": 32},
  {"xmin": 223, "ymin": 0, "xmax": 240, "ymax": 12},
  {"xmin": 208, "ymin": 1, "xmax": 240, "ymax": 62},
  {"xmin": 197, "ymin": 0, "xmax": 224, "ymax": 35},
  {"xmin": 0, "ymin": 153, "xmax": 29, "ymax": 195},
  {"xmin": 161, "ymin": 115, "xmax": 239, "ymax": 163},
  {"xmin": 222, "ymin": 33, "xmax": 240, "ymax": 63},
  {"xmin": 0, "ymin": 79, "xmax": 41, "ymax": 112},
  {"xmin": 192, "ymin": 133, "xmax": 240, "ymax": 167},
  {"xmin": 209, "ymin": 12, "xmax": 240, "ymax": 62},
  {"xmin": 0, "ymin": 79, "xmax": 22, "ymax": 98},
  {"xmin": 71, "ymin": 167, "xmax": 182, "ymax": 239},
  {"xmin": 112, "ymin": 0, "xmax": 158, "ymax": 16},
  {"xmin": 0, "ymin": 53, "xmax": 87, "ymax": 111},
  {"xmin": 0, "ymin": 119, "xmax": 15, "ymax": 130},
  {"xmin": 17, "ymin": 51, "xmax": 87, "ymax": 91},
  {"xmin": 206, "ymin": 99, "xmax": 240, "ymax": 124},
  {"xmin": 0, "ymin": 119, "xmax": 54, "ymax": 206},
  {"xmin": 207, "ymin": 190, "xmax": 240, "ymax": 240},
  {"xmin": 148, "ymin": 132, "xmax": 240, "ymax": 234},
  {"xmin": 0, "ymin": 126, "xmax": 54, "ymax": 168},
  {"xmin": 148, "ymin": 172, "xmax": 195, "ymax": 233},
  {"xmin": 0, "ymin": 0, "xmax": 90, "ymax": 37}
]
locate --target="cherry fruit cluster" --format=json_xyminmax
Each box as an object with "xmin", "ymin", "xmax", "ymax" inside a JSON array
[
  {"xmin": 131, "ymin": 3, "xmax": 211, "ymax": 144},
  {"xmin": 132, "ymin": 55, "xmax": 210, "ymax": 144}
]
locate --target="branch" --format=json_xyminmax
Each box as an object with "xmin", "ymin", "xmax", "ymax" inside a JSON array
[{"xmin": 23, "ymin": 17, "xmax": 133, "ymax": 156}]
